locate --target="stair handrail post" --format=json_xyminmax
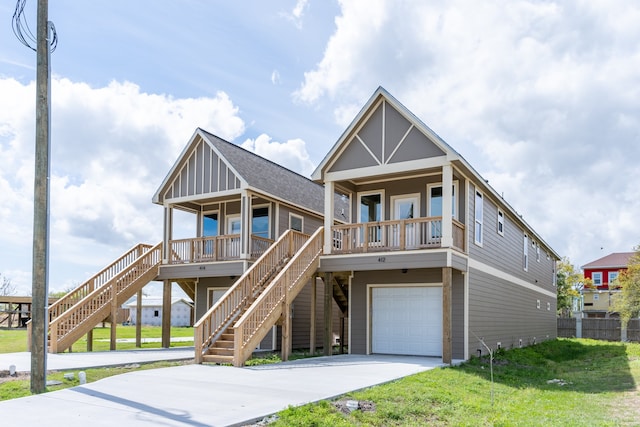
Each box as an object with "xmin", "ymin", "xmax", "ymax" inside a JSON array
[{"xmin": 49, "ymin": 319, "xmax": 57, "ymax": 353}]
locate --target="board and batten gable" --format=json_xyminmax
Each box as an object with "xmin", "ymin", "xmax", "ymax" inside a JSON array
[
  {"xmin": 325, "ymin": 97, "xmax": 447, "ymax": 176},
  {"xmin": 160, "ymin": 135, "xmax": 243, "ymax": 203}
]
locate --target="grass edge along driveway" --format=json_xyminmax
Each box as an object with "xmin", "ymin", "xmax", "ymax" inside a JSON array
[{"xmin": 271, "ymin": 338, "xmax": 640, "ymax": 426}]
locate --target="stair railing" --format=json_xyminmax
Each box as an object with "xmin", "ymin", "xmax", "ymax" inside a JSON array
[
  {"xmin": 48, "ymin": 243, "xmax": 162, "ymax": 353},
  {"xmin": 47, "ymin": 243, "xmax": 154, "ymax": 322},
  {"xmin": 233, "ymin": 227, "xmax": 323, "ymax": 366},
  {"xmin": 194, "ymin": 229, "xmax": 308, "ymax": 363}
]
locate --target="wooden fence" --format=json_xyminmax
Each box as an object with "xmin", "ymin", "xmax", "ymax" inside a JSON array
[{"xmin": 558, "ymin": 318, "xmax": 640, "ymax": 342}]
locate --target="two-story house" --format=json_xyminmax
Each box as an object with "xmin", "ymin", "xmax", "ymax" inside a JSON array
[
  {"xmin": 580, "ymin": 252, "xmax": 634, "ymax": 318},
  {"xmin": 42, "ymin": 87, "xmax": 559, "ymax": 367}
]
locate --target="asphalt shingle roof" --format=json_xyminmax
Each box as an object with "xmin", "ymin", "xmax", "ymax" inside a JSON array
[{"xmin": 581, "ymin": 252, "xmax": 635, "ymax": 270}]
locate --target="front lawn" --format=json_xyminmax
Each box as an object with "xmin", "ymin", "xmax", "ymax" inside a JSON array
[
  {"xmin": 0, "ymin": 326, "xmax": 194, "ymax": 354},
  {"xmin": 272, "ymin": 339, "xmax": 640, "ymax": 426}
]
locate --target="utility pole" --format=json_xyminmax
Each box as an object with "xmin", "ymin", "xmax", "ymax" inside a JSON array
[{"xmin": 31, "ymin": 0, "xmax": 52, "ymax": 394}]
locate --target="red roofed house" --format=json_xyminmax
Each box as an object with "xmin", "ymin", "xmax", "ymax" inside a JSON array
[{"xmin": 581, "ymin": 252, "xmax": 634, "ymax": 318}]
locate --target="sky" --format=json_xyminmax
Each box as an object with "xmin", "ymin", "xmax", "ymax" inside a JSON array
[{"xmin": 1, "ymin": 0, "xmax": 639, "ymax": 297}]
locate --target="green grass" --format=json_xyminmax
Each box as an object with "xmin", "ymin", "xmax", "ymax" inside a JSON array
[
  {"xmin": 0, "ymin": 360, "xmax": 190, "ymax": 401},
  {"xmin": 0, "ymin": 326, "xmax": 194, "ymax": 354},
  {"xmin": 271, "ymin": 339, "xmax": 640, "ymax": 426}
]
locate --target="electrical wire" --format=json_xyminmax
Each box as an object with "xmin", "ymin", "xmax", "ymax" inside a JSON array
[{"xmin": 12, "ymin": 0, "xmax": 58, "ymax": 53}]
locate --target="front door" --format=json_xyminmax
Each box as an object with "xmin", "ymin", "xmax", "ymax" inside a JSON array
[
  {"xmin": 393, "ymin": 195, "xmax": 419, "ymax": 248},
  {"xmin": 225, "ymin": 215, "xmax": 241, "ymax": 258}
]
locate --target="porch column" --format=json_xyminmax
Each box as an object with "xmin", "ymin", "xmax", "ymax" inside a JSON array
[
  {"xmin": 163, "ymin": 205, "xmax": 173, "ymax": 264},
  {"xmin": 240, "ymin": 190, "xmax": 251, "ymax": 260},
  {"xmin": 323, "ymin": 181, "xmax": 335, "ymax": 255},
  {"xmin": 161, "ymin": 280, "xmax": 171, "ymax": 348},
  {"xmin": 442, "ymin": 267, "xmax": 452, "ymax": 364},
  {"xmin": 310, "ymin": 275, "xmax": 317, "ymax": 355},
  {"xmin": 281, "ymin": 301, "xmax": 291, "ymax": 362},
  {"xmin": 323, "ymin": 273, "xmax": 333, "ymax": 356},
  {"xmin": 441, "ymin": 165, "xmax": 453, "ymax": 248}
]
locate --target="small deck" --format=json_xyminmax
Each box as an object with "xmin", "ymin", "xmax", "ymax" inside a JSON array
[{"xmin": 167, "ymin": 235, "xmax": 273, "ymax": 264}]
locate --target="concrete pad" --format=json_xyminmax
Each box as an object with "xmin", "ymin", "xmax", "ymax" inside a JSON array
[
  {"xmin": 0, "ymin": 353, "xmax": 447, "ymax": 426},
  {"xmin": 0, "ymin": 347, "xmax": 195, "ymax": 373}
]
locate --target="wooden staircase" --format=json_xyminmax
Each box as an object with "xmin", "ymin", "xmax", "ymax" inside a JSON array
[
  {"xmin": 195, "ymin": 227, "xmax": 323, "ymax": 366},
  {"xmin": 46, "ymin": 243, "xmax": 162, "ymax": 353}
]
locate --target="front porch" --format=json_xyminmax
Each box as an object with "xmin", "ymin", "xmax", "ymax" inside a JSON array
[{"xmin": 167, "ymin": 235, "xmax": 273, "ymax": 264}]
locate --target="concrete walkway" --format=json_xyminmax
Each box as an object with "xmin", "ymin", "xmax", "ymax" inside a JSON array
[{"xmin": 0, "ymin": 351, "xmax": 448, "ymax": 426}]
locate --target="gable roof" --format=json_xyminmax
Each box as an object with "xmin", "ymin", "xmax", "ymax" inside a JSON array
[
  {"xmin": 581, "ymin": 252, "xmax": 635, "ymax": 270},
  {"xmin": 153, "ymin": 128, "xmax": 325, "ymax": 216},
  {"xmin": 312, "ymin": 86, "xmax": 461, "ymax": 181},
  {"xmin": 312, "ymin": 86, "xmax": 560, "ymax": 260}
]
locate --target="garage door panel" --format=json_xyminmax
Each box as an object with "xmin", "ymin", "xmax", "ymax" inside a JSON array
[{"xmin": 371, "ymin": 286, "xmax": 442, "ymax": 356}]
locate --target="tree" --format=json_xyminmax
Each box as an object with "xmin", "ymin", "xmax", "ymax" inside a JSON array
[
  {"xmin": 0, "ymin": 273, "xmax": 17, "ymax": 296},
  {"xmin": 556, "ymin": 257, "xmax": 582, "ymax": 317},
  {"xmin": 612, "ymin": 246, "xmax": 640, "ymax": 329}
]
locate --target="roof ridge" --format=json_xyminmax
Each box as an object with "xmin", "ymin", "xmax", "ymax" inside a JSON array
[{"xmin": 198, "ymin": 128, "xmax": 320, "ymax": 185}]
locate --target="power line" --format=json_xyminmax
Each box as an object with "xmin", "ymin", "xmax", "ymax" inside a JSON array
[{"xmin": 12, "ymin": 0, "xmax": 57, "ymax": 52}]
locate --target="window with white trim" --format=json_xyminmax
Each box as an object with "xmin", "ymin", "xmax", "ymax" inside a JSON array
[
  {"xmin": 592, "ymin": 272, "xmax": 602, "ymax": 287},
  {"xmin": 523, "ymin": 234, "xmax": 529, "ymax": 271},
  {"xmin": 536, "ymin": 299, "xmax": 540, "ymax": 309},
  {"xmin": 547, "ymin": 302, "xmax": 551, "ymax": 311},
  {"xmin": 474, "ymin": 191, "xmax": 483, "ymax": 245},
  {"xmin": 289, "ymin": 213, "xmax": 303, "ymax": 232},
  {"xmin": 608, "ymin": 271, "xmax": 619, "ymax": 286},
  {"xmin": 497, "ymin": 209, "xmax": 504, "ymax": 236},
  {"xmin": 536, "ymin": 244, "xmax": 540, "ymax": 262}
]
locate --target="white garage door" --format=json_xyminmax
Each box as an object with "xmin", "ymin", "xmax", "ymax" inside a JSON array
[{"xmin": 371, "ymin": 286, "xmax": 442, "ymax": 356}]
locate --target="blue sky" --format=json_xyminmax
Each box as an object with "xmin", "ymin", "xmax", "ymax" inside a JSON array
[{"xmin": 1, "ymin": 0, "xmax": 640, "ymax": 296}]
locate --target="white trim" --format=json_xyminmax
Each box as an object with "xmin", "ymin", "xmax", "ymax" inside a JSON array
[
  {"xmin": 391, "ymin": 193, "xmax": 420, "ymax": 220},
  {"xmin": 386, "ymin": 124, "xmax": 414, "ymax": 163},
  {"xmin": 201, "ymin": 209, "xmax": 219, "ymax": 237},
  {"xmin": 355, "ymin": 134, "xmax": 381, "ymax": 165},
  {"xmin": 463, "ymin": 271, "xmax": 469, "ymax": 360},
  {"xmin": 592, "ymin": 271, "xmax": 603, "ymax": 286},
  {"xmin": 357, "ymin": 189, "xmax": 385, "ymax": 223},
  {"xmin": 497, "ymin": 209, "xmax": 505, "ymax": 237},
  {"xmin": 226, "ymin": 214, "xmax": 241, "ymax": 234},
  {"xmin": 523, "ymin": 233, "xmax": 529, "ymax": 272},
  {"xmin": 251, "ymin": 203, "xmax": 271, "ymax": 239},
  {"xmin": 324, "ymin": 155, "xmax": 448, "ymax": 182},
  {"xmin": 468, "ymin": 258, "xmax": 557, "ymax": 299},
  {"xmin": 474, "ymin": 190, "xmax": 484, "ymax": 246}
]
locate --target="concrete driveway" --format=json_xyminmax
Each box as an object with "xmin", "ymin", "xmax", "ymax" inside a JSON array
[{"xmin": 0, "ymin": 353, "xmax": 447, "ymax": 426}]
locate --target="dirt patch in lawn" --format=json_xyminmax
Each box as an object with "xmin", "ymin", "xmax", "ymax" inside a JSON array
[{"xmin": 0, "ymin": 370, "xmax": 29, "ymax": 384}]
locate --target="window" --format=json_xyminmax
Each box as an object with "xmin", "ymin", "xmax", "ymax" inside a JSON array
[
  {"xmin": 536, "ymin": 244, "xmax": 540, "ymax": 262},
  {"xmin": 552, "ymin": 262, "xmax": 557, "ymax": 286},
  {"xmin": 497, "ymin": 209, "xmax": 504, "ymax": 236},
  {"xmin": 474, "ymin": 191, "xmax": 483, "ymax": 245},
  {"xmin": 592, "ymin": 272, "xmax": 602, "ymax": 287},
  {"xmin": 153, "ymin": 310, "xmax": 159, "ymax": 317},
  {"xmin": 608, "ymin": 271, "xmax": 619, "ymax": 286},
  {"xmin": 360, "ymin": 192, "xmax": 382, "ymax": 222},
  {"xmin": 202, "ymin": 212, "xmax": 218, "ymax": 236},
  {"xmin": 536, "ymin": 299, "xmax": 540, "ymax": 309},
  {"xmin": 289, "ymin": 213, "xmax": 303, "ymax": 232},
  {"xmin": 427, "ymin": 182, "xmax": 458, "ymax": 219},
  {"xmin": 547, "ymin": 302, "xmax": 551, "ymax": 311},
  {"xmin": 523, "ymin": 234, "xmax": 529, "ymax": 271},
  {"xmin": 252, "ymin": 206, "xmax": 270, "ymax": 238}
]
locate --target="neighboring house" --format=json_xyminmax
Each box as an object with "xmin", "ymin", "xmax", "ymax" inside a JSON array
[
  {"xmin": 313, "ymin": 87, "xmax": 559, "ymax": 362},
  {"xmin": 152, "ymin": 128, "xmax": 346, "ymax": 359},
  {"xmin": 125, "ymin": 297, "xmax": 194, "ymax": 327},
  {"xmin": 580, "ymin": 252, "xmax": 634, "ymax": 318}
]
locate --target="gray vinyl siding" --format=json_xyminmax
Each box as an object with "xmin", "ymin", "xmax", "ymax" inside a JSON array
[
  {"xmin": 157, "ymin": 261, "xmax": 247, "ymax": 281},
  {"xmin": 452, "ymin": 271, "xmax": 465, "ymax": 359},
  {"xmin": 468, "ymin": 268, "xmax": 557, "ymax": 354},
  {"xmin": 328, "ymin": 100, "xmax": 446, "ymax": 174},
  {"xmin": 468, "ymin": 183, "xmax": 556, "ymax": 295},
  {"xmin": 194, "ymin": 277, "xmax": 235, "ymax": 319},
  {"xmin": 318, "ymin": 251, "xmax": 450, "ymax": 272},
  {"xmin": 277, "ymin": 205, "xmax": 323, "ymax": 236}
]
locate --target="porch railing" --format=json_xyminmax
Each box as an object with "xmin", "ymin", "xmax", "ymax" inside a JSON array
[
  {"xmin": 169, "ymin": 235, "xmax": 273, "ymax": 264},
  {"xmin": 331, "ymin": 217, "xmax": 465, "ymax": 254}
]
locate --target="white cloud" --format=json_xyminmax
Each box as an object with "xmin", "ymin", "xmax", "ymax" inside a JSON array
[
  {"xmin": 294, "ymin": 0, "xmax": 640, "ymax": 266},
  {"xmin": 271, "ymin": 69, "xmax": 281, "ymax": 85},
  {"xmin": 240, "ymin": 133, "xmax": 316, "ymax": 177},
  {"xmin": 0, "ymin": 77, "xmax": 245, "ymax": 295},
  {"xmin": 281, "ymin": 0, "xmax": 310, "ymax": 29}
]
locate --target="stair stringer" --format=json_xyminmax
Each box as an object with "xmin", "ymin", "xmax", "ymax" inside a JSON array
[
  {"xmin": 232, "ymin": 227, "xmax": 323, "ymax": 366},
  {"xmin": 49, "ymin": 243, "xmax": 162, "ymax": 353}
]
